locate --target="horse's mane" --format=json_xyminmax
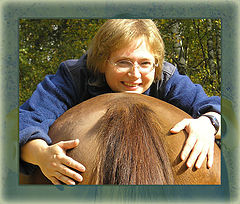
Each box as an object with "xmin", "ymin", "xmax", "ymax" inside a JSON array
[{"xmin": 90, "ymin": 98, "xmax": 174, "ymax": 185}]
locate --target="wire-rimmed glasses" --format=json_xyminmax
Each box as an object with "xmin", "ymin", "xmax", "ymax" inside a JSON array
[{"xmin": 108, "ymin": 59, "xmax": 157, "ymax": 74}]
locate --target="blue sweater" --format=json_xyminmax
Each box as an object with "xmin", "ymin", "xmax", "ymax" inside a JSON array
[{"xmin": 19, "ymin": 54, "xmax": 221, "ymax": 174}]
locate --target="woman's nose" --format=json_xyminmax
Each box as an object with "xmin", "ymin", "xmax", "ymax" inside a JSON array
[{"xmin": 127, "ymin": 66, "xmax": 141, "ymax": 78}]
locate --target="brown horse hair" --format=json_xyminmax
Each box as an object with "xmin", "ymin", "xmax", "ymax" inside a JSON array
[{"xmin": 90, "ymin": 98, "xmax": 174, "ymax": 185}]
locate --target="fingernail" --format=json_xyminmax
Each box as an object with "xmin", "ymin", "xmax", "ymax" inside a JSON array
[
  {"xmin": 81, "ymin": 165, "xmax": 86, "ymax": 171},
  {"xmin": 76, "ymin": 175, "xmax": 83, "ymax": 182},
  {"xmin": 70, "ymin": 180, "xmax": 76, "ymax": 185},
  {"xmin": 187, "ymin": 161, "xmax": 192, "ymax": 168}
]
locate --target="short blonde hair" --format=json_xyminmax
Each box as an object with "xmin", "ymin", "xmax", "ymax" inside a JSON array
[{"xmin": 87, "ymin": 19, "xmax": 165, "ymax": 81}]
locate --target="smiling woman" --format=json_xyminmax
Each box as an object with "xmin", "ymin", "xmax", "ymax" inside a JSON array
[
  {"xmin": 87, "ymin": 19, "xmax": 164, "ymax": 81},
  {"xmin": 104, "ymin": 37, "xmax": 156, "ymax": 93}
]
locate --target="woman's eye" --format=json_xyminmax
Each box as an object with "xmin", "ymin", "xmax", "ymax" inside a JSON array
[
  {"xmin": 141, "ymin": 61, "xmax": 152, "ymax": 67},
  {"xmin": 117, "ymin": 60, "xmax": 132, "ymax": 67}
]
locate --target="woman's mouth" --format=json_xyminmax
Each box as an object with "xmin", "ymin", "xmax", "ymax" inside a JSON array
[{"xmin": 122, "ymin": 81, "xmax": 142, "ymax": 88}]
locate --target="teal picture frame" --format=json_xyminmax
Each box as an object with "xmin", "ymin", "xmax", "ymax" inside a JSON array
[{"xmin": 1, "ymin": 0, "xmax": 239, "ymax": 203}]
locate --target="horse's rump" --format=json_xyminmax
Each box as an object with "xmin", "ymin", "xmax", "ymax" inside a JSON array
[{"xmin": 19, "ymin": 93, "xmax": 221, "ymax": 185}]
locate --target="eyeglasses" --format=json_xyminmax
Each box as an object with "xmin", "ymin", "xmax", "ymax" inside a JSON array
[{"xmin": 108, "ymin": 59, "xmax": 157, "ymax": 74}]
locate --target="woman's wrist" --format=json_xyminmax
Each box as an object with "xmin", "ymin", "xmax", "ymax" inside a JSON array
[
  {"xmin": 21, "ymin": 139, "xmax": 49, "ymax": 166},
  {"xmin": 198, "ymin": 116, "xmax": 216, "ymax": 136},
  {"xmin": 199, "ymin": 112, "xmax": 221, "ymax": 139}
]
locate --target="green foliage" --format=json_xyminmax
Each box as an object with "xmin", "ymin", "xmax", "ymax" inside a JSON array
[
  {"xmin": 19, "ymin": 19, "xmax": 106, "ymax": 104},
  {"xmin": 154, "ymin": 19, "xmax": 221, "ymax": 97},
  {"xmin": 19, "ymin": 19, "xmax": 221, "ymax": 105}
]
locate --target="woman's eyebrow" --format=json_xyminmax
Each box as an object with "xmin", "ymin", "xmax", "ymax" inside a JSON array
[{"xmin": 114, "ymin": 56, "xmax": 153, "ymax": 61}]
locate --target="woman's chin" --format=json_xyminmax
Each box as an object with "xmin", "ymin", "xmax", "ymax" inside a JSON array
[{"xmin": 118, "ymin": 89, "xmax": 144, "ymax": 94}]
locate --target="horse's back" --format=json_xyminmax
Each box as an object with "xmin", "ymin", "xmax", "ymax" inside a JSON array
[{"xmin": 20, "ymin": 93, "xmax": 220, "ymax": 185}]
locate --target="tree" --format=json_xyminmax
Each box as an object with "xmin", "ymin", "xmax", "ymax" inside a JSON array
[{"xmin": 154, "ymin": 19, "xmax": 221, "ymax": 96}]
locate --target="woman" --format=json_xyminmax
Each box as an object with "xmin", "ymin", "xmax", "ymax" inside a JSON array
[{"xmin": 20, "ymin": 19, "xmax": 221, "ymax": 185}]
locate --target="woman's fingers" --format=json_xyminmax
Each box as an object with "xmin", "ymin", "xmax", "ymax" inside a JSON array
[
  {"xmin": 37, "ymin": 139, "xmax": 86, "ymax": 185},
  {"xmin": 58, "ymin": 162, "xmax": 83, "ymax": 183},
  {"xmin": 171, "ymin": 117, "xmax": 216, "ymax": 169},
  {"xmin": 54, "ymin": 139, "xmax": 86, "ymax": 172},
  {"xmin": 207, "ymin": 142, "xmax": 214, "ymax": 168},
  {"xmin": 53, "ymin": 171, "xmax": 76, "ymax": 185},
  {"xmin": 180, "ymin": 134, "xmax": 197, "ymax": 161},
  {"xmin": 49, "ymin": 176, "xmax": 62, "ymax": 185},
  {"xmin": 46, "ymin": 157, "xmax": 84, "ymax": 184},
  {"xmin": 170, "ymin": 119, "xmax": 189, "ymax": 133},
  {"xmin": 186, "ymin": 140, "xmax": 204, "ymax": 168},
  {"xmin": 58, "ymin": 139, "xmax": 79, "ymax": 150},
  {"xmin": 48, "ymin": 146, "xmax": 85, "ymax": 184},
  {"xmin": 60, "ymin": 154, "xmax": 86, "ymax": 172}
]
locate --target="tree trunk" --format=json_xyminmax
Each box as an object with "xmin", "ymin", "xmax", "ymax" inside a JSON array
[
  {"xmin": 215, "ymin": 21, "xmax": 221, "ymax": 84},
  {"xmin": 171, "ymin": 21, "xmax": 187, "ymax": 74},
  {"xmin": 206, "ymin": 19, "xmax": 217, "ymax": 79}
]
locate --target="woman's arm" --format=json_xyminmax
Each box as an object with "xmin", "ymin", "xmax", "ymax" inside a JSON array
[
  {"xmin": 161, "ymin": 67, "xmax": 221, "ymax": 169},
  {"xmin": 20, "ymin": 59, "xmax": 88, "ymax": 184}
]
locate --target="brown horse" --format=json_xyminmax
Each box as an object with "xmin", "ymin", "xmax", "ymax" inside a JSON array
[{"xmin": 20, "ymin": 93, "xmax": 221, "ymax": 185}]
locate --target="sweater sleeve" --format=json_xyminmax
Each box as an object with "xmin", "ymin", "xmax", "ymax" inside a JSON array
[
  {"xmin": 161, "ymin": 68, "xmax": 221, "ymax": 118},
  {"xmin": 19, "ymin": 62, "xmax": 78, "ymax": 174}
]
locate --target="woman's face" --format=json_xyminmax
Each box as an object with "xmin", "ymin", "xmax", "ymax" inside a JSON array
[{"xmin": 104, "ymin": 37, "xmax": 155, "ymax": 94}]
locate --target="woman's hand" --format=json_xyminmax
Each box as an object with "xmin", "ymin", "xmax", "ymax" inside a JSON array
[
  {"xmin": 21, "ymin": 139, "xmax": 86, "ymax": 185},
  {"xmin": 170, "ymin": 116, "xmax": 217, "ymax": 169}
]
